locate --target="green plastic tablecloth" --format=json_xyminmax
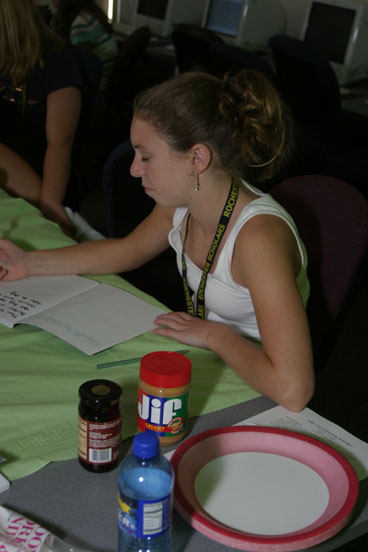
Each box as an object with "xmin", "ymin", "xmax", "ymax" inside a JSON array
[{"xmin": 0, "ymin": 190, "xmax": 260, "ymax": 481}]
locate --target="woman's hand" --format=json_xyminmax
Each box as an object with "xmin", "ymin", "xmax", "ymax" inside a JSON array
[
  {"xmin": 153, "ymin": 311, "xmax": 224, "ymax": 349},
  {"xmin": 0, "ymin": 239, "xmax": 29, "ymax": 281},
  {"xmin": 40, "ymin": 200, "xmax": 76, "ymax": 238}
]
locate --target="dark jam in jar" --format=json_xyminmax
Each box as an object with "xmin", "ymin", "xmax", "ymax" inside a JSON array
[{"xmin": 78, "ymin": 379, "xmax": 122, "ymax": 473}]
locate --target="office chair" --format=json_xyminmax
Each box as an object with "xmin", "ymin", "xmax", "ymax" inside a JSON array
[
  {"xmin": 172, "ymin": 23, "xmax": 224, "ymax": 73},
  {"xmin": 268, "ymin": 34, "xmax": 341, "ymax": 175},
  {"xmin": 208, "ymin": 42, "xmax": 275, "ymax": 82},
  {"xmin": 103, "ymin": 140, "xmax": 186, "ymax": 311},
  {"xmin": 71, "ymin": 45, "xmax": 103, "ymax": 102},
  {"xmin": 269, "ymin": 34, "xmax": 341, "ymax": 134},
  {"xmin": 269, "ymin": 34, "xmax": 368, "ymax": 197},
  {"xmin": 91, "ymin": 25, "xmax": 153, "ymax": 148},
  {"xmin": 68, "ymin": 26, "xmax": 152, "ymax": 209},
  {"xmin": 271, "ymin": 174, "xmax": 368, "ymax": 370},
  {"xmin": 104, "ymin": 26, "xmax": 151, "ymax": 109},
  {"xmin": 65, "ymin": 46, "xmax": 103, "ymax": 210}
]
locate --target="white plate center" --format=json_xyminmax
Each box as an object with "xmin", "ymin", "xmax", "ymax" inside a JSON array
[{"xmin": 195, "ymin": 451, "xmax": 329, "ymax": 535}]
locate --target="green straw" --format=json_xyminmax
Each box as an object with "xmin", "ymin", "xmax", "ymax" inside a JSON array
[{"xmin": 96, "ymin": 349, "xmax": 190, "ymax": 369}]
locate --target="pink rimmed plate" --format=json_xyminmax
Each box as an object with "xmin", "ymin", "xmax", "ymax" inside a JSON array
[{"xmin": 170, "ymin": 426, "xmax": 359, "ymax": 551}]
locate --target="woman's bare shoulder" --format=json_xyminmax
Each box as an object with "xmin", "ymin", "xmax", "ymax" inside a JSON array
[{"xmin": 233, "ymin": 212, "xmax": 301, "ymax": 285}]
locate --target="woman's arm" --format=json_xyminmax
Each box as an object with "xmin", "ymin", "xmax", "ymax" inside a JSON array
[
  {"xmin": 0, "ymin": 143, "xmax": 41, "ymax": 206},
  {"xmin": 0, "ymin": 205, "xmax": 174, "ymax": 281},
  {"xmin": 154, "ymin": 215, "xmax": 315, "ymax": 412},
  {"xmin": 39, "ymin": 86, "xmax": 81, "ymax": 231}
]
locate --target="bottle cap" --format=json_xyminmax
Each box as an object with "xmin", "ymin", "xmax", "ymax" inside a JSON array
[
  {"xmin": 79, "ymin": 379, "xmax": 122, "ymax": 408},
  {"xmin": 133, "ymin": 431, "xmax": 160, "ymax": 459},
  {"xmin": 140, "ymin": 351, "xmax": 191, "ymax": 388}
]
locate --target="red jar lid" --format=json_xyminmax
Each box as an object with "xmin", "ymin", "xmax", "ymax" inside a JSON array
[{"xmin": 140, "ymin": 351, "xmax": 191, "ymax": 388}]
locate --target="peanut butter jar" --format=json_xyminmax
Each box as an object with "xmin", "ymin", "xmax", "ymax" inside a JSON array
[{"xmin": 137, "ymin": 351, "xmax": 191, "ymax": 445}]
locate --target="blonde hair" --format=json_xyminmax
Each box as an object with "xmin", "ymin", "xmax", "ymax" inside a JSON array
[
  {"xmin": 134, "ymin": 70, "xmax": 294, "ymax": 184},
  {"xmin": 0, "ymin": 0, "xmax": 62, "ymax": 85}
]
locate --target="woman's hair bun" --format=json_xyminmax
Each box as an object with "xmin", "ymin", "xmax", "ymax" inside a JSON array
[{"xmin": 219, "ymin": 69, "xmax": 293, "ymax": 182}]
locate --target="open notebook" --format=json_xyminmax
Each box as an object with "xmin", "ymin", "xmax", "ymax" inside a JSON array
[{"xmin": 0, "ymin": 275, "xmax": 166, "ymax": 354}]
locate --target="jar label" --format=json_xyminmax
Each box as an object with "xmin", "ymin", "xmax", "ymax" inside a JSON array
[
  {"xmin": 78, "ymin": 415, "xmax": 122, "ymax": 465},
  {"xmin": 137, "ymin": 390, "xmax": 189, "ymax": 436},
  {"xmin": 118, "ymin": 492, "xmax": 171, "ymax": 538}
]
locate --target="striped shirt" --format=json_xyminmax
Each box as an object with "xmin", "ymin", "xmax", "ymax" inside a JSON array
[{"xmin": 70, "ymin": 11, "xmax": 119, "ymax": 90}]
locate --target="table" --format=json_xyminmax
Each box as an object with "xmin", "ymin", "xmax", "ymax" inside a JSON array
[
  {"xmin": 0, "ymin": 189, "xmax": 259, "ymax": 482},
  {"xmin": 1, "ymin": 190, "xmax": 367, "ymax": 551},
  {"xmin": 1, "ymin": 398, "xmax": 368, "ymax": 552}
]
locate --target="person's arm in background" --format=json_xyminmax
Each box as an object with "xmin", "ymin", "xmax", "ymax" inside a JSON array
[{"xmin": 39, "ymin": 85, "xmax": 81, "ymax": 233}]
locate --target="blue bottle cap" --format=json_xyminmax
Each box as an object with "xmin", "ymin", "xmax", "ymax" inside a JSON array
[{"xmin": 132, "ymin": 432, "xmax": 160, "ymax": 459}]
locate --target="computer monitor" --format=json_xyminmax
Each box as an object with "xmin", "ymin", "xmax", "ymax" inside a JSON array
[
  {"xmin": 201, "ymin": 0, "xmax": 286, "ymax": 49},
  {"xmin": 301, "ymin": 0, "xmax": 368, "ymax": 85},
  {"xmin": 119, "ymin": 0, "xmax": 207, "ymax": 37}
]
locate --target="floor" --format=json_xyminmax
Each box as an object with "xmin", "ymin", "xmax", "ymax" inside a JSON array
[{"xmin": 79, "ymin": 184, "xmax": 368, "ymax": 551}]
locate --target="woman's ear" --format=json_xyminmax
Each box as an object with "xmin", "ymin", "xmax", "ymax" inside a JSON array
[{"xmin": 190, "ymin": 144, "xmax": 211, "ymax": 174}]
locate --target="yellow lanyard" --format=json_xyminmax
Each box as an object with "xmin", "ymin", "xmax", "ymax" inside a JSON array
[{"xmin": 181, "ymin": 178, "xmax": 239, "ymax": 319}]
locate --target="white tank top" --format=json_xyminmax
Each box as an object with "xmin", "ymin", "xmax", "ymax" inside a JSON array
[{"xmin": 168, "ymin": 181, "xmax": 310, "ymax": 342}]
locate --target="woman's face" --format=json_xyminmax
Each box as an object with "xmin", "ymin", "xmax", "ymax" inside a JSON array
[{"xmin": 130, "ymin": 117, "xmax": 193, "ymax": 208}]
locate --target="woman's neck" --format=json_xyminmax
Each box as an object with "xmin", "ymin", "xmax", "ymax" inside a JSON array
[
  {"xmin": 186, "ymin": 173, "xmax": 235, "ymax": 233},
  {"xmin": 186, "ymin": 174, "xmax": 256, "ymax": 236}
]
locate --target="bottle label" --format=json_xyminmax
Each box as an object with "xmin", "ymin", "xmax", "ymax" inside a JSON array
[
  {"xmin": 137, "ymin": 390, "xmax": 189, "ymax": 436},
  {"xmin": 118, "ymin": 492, "xmax": 171, "ymax": 538},
  {"xmin": 78, "ymin": 415, "xmax": 122, "ymax": 465}
]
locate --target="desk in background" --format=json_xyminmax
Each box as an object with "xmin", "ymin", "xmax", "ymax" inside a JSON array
[{"xmin": 341, "ymin": 79, "xmax": 368, "ymax": 120}]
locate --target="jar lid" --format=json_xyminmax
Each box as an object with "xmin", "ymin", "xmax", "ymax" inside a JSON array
[
  {"xmin": 79, "ymin": 379, "xmax": 122, "ymax": 405},
  {"xmin": 140, "ymin": 351, "xmax": 191, "ymax": 388}
]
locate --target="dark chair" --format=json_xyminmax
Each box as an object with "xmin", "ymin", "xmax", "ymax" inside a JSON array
[
  {"xmin": 69, "ymin": 44, "xmax": 103, "ymax": 142},
  {"xmin": 104, "ymin": 26, "xmax": 152, "ymax": 111},
  {"xmin": 91, "ymin": 26, "xmax": 152, "ymax": 147},
  {"xmin": 269, "ymin": 34, "xmax": 341, "ymax": 175},
  {"xmin": 172, "ymin": 23, "xmax": 224, "ymax": 73},
  {"xmin": 271, "ymin": 174, "xmax": 368, "ymax": 370},
  {"xmin": 208, "ymin": 42, "xmax": 275, "ymax": 82},
  {"xmin": 268, "ymin": 34, "xmax": 368, "ymax": 197},
  {"xmin": 65, "ymin": 46, "xmax": 103, "ymax": 209},
  {"xmin": 269, "ymin": 34, "xmax": 341, "ymax": 136},
  {"xmin": 71, "ymin": 45, "xmax": 103, "ymax": 103},
  {"xmin": 69, "ymin": 27, "xmax": 152, "ymax": 209},
  {"xmin": 103, "ymin": 140, "xmax": 186, "ymax": 311}
]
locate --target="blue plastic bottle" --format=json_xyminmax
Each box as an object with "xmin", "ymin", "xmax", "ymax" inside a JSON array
[{"xmin": 117, "ymin": 432, "xmax": 174, "ymax": 552}]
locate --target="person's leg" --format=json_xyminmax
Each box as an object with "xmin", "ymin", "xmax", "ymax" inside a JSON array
[{"xmin": 0, "ymin": 143, "xmax": 41, "ymax": 206}]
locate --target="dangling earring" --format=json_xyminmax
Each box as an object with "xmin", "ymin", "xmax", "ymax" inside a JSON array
[{"xmin": 195, "ymin": 173, "xmax": 200, "ymax": 192}]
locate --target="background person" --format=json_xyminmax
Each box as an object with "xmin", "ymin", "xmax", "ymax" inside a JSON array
[
  {"xmin": 0, "ymin": 0, "xmax": 82, "ymax": 234},
  {"xmin": 51, "ymin": 0, "xmax": 119, "ymax": 92}
]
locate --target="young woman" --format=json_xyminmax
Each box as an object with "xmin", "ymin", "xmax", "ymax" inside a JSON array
[
  {"xmin": 0, "ymin": 0, "xmax": 82, "ymax": 234},
  {"xmin": 51, "ymin": 0, "xmax": 119, "ymax": 91},
  {"xmin": 0, "ymin": 70, "xmax": 315, "ymax": 412}
]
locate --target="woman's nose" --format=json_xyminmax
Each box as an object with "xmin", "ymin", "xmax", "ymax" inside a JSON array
[{"xmin": 130, "ymin": 155, "xmax": 143, "ymax": 178}]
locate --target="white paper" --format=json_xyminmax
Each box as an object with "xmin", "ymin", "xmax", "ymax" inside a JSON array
[
  {"xmin": 0, "ymin": 276, "xmax": 166, "ymax": 355},
  {"xmin": 238, "ymin": 406, "xmax": 368, "ymax": 481},
  {"xmin": 25, "ymin": 283, "xmax": 166, "ymax": 355},
  {"xmin": 0, "ymin": 275, "xmax": 98, "ymax": 327},
  {"xmin": 0, "ymin": 474, "xmax": 9, "ymax": 494},
  {"xmin": 0, "ymin": 455, "xmax": 10, "ymax": 494}
]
